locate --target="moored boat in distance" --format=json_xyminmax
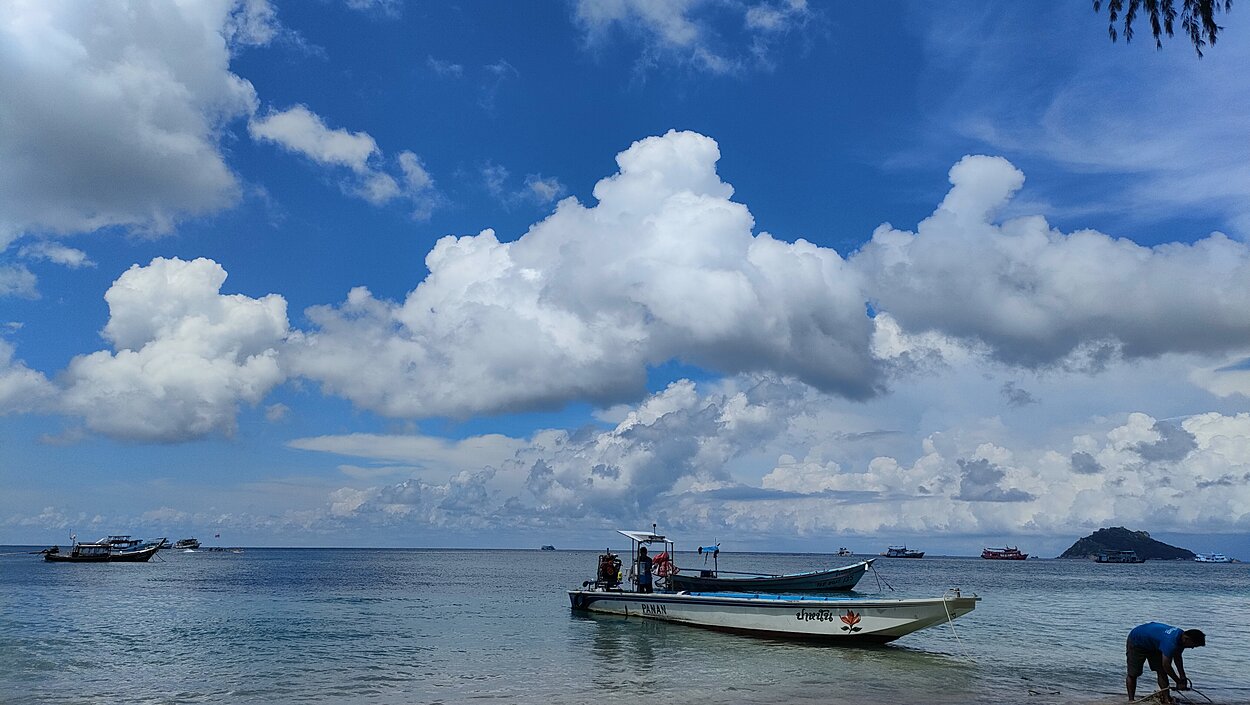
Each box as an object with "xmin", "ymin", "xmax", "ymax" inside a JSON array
[
  {"xmin": 99, "ymin": 535, "xmax": 142, "ymax": 551},
  {"xmin": 1095, "ymin": 550, "xmax": 1144, "ymax": 563},
  {"xmin": 42, "ymin": 536, "xmax": 163, "ymax": 563},
  {"xmin": 568, "ymin": 529, "xmax": 978, "ymax": 645},
  {"xmin": 540, "ymin": 545, "xmax": 556, "ymax": 551},
  {"xmin": 42, "ymin": 542, "xmax": 111, "ymax": 562},
  {"xmin": 110, "ymin": 539, "xmax": 164, "ymax": 562},
  {"xmin": 881, "ymin": 545, "xmax": 924, "ymax": 558},
  {"xmin": 173, "ymin": 538, "xmax": 201, "ymax": 550},
  {"xmin": 981, "ymin": 546, "xmax": 1028, "ymax": 560},
  {"xmin": 1194, "ymin": 552, "xmax": 1233, "ymax": 563},
  {"xmin": 836, "ymin": 547, "xmax": 854, "ymax": 557}
]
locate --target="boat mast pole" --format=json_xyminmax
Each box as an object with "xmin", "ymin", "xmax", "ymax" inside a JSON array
[{"xmin": 630, "ymin": 535, "xmax": 639, "ymax": 592}]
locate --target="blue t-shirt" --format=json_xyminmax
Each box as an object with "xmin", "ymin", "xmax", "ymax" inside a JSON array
[{"xmin": 1129, "ymin": 622, "xmax": 1183, "ymax": 658}]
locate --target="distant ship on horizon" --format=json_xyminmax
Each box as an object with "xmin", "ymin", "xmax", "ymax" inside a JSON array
[
  {"xmin": 981, "ymin": 546, "xmax": 1028, "ymax": 560},
  {"xmin": 881, "ymin": 545, "xmax": 924, "ymax": 559}
]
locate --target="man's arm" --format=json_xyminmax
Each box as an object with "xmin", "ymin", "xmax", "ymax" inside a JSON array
[
  {"xmin": 1161, "ymin": 655, "xmax": 1185, "ymax": 689},
  {"xmin": 1173, "ymin": 652, "xmax": 1188, "ymax": 689}
]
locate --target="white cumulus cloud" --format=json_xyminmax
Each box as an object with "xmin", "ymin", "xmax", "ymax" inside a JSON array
[
  {"xmin": 0, "ymin": 340, "xmax": 56, "ymax": 414},
  {"xmin": 57, "ymin": 257, "xmax": 290, "ymax": 442},
  {"xmin": 249, "ymin": 105, "xmax": 440, "ymax": 216},
  {"xmin": 17, "ymin": 241, "xmax": 95, "ymax": 269},
  {"xmin": 288, "ymin": 130, "xmax": 879, "ymax": 417},
  {"xmin": 574, "ymin": 0, "xmax": 813, "ymax": 74},
  {"xmin": 853, "ymin": 154, "xmax": 1250, "ymax": 367},
  {"xmin": 0, "ymin": 0, "xmax": 265, "ymax": 247}
]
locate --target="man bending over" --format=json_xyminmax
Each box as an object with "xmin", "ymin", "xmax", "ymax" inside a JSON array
[{"xmin": 1126, "ymin": 622, "xmax": 1205, "ymax": 703}]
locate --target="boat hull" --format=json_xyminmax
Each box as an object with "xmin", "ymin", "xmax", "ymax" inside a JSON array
[
  {"xmin": 670, "ymin": 560, "xmax": 872, "ymax": 593},
  {"xmin": 568, "ymin": 590, "xmax": 978, "ymax": 644},
  {"xmin": 44, "ymin": 552, "xmax": 110, "ymax": 563},
  {"xmin": 43, "ymin": 544, "xmax": 160, "ymax": 562},
  {"xmin": 109, "ymin": 545, "xmax": 160, "ymax": 562}
]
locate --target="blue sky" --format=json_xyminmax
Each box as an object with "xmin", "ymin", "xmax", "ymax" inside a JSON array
[{"xmin": 3, "ymin": 1, "xmax": 1250, "ymax": 556}]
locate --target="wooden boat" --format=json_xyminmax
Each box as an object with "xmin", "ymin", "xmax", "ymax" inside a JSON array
[
  {"xmin": 173, "ymin": 538, "xmax": 201, "ymax": 550},
  {"xmin": 42, "ymin": 536, "xmax": 163, "ymax": 563},
  {"xmin": 881, "ymin": 545, "xmax": 925, "ymax": 558},
  {"xmin": 569, "ymin": 529, "xmax": 979, "ymax": 645},
  {"xmin": 43, "ymin": 542, "xmax": 111, "ymax": 562},
  {"xmin": 670, "ymin": 543, "xmax": 872, "ymax": 593},
  {"xmin": 981, "ymin": 546, "xmax": 1028, "ymax": 560},
  {"xmin": 1095, "ymin": 550, "xmax": 1144, "ymax": 563}
]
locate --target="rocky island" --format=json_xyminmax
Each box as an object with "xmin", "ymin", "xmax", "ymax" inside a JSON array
[{"xmin": 1058, "ymin": 527, "xmax": 1194, "ymax": 560}]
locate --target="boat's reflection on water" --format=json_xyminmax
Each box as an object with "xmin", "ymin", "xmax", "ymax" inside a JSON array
[
  {"xmin": 568, "ymin": 610, "xmax": 981, "ymax": 704},
  {"xmin": 570, "ymin": 611, "xmax": 664, "ymax": 693}
]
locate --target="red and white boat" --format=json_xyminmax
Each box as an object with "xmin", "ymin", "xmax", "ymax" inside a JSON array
[{"xmin": 981, "ymin": 546, "xmax": 1028, "ymax": 560}]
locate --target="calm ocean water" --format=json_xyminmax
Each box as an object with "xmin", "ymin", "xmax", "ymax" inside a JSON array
[{"xmin": 1, "ymin": 547, "xmax": 1247, "ymax": 704}]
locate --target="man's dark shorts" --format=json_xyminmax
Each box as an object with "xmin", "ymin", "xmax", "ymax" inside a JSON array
[{"xmin": 1127, "ymin": 638, "xmax": 1163, "ymax": 677}]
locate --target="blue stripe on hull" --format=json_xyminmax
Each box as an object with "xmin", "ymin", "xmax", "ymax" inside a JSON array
[
  {"xmin": 568, "ymin": 590, "xmax": 945, "ymax": 610},
  {"xmin": 574, "ymin": 609, "xmax": 898, "ymax": 645}
]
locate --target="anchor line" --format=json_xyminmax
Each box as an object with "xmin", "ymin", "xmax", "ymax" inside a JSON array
[
  {"xmin": 869, "ymin": 561, "xmax": 895, "ymax": 592},
  {"xmin": 941, "ymin": 591, "xmax": 972, "ymax": 662}
]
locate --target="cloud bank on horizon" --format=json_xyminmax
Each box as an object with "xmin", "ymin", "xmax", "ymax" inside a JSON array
[{"xmin": 2, "ymin": 0, "xmax": 1249, "ymax": 545}]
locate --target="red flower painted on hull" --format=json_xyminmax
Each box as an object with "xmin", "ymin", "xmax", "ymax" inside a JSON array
[{"xmin": 840, "ymin": 610, "xmax": 862, "ymax": 632}]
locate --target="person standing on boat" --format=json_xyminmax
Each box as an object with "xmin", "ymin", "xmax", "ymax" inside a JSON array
[
  {"xmin": 1125, "ymin": 622, "xmax": 1205, "ymax": 703},
  {"xmin": 637, "ymin": 546, "xmax": 653, "ymax": 593}
]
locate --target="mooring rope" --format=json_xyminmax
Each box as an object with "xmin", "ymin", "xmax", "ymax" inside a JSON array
[
  {"xmin": 1138, "ymin": 683, "xmax": 1216, "ymax": 704},
  {"xmin": 868, "ymin": 561, "xmax": 895, "ymax": 592},
  {"xmin": 941, "ymin": 589, "xmax": 972, "ymax": 661},
  {"xmin": 1173, "ymin": 684, "xmax": 1215, "ymax": 704}
]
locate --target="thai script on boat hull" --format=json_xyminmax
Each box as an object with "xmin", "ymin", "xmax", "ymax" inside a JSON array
[{"xmin": 796, "ymin": 609, "xmax": 838, "ymax": 622}]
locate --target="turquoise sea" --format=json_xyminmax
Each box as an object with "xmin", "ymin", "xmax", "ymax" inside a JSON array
[{"xmin": 1, "ymin": 547, "xmax": 1247, "ymax": 704}]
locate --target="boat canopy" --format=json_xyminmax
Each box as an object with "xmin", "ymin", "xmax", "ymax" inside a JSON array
[
  {"xmin": 618, "ymin": 530, "xmax": 666, "ymax": 544},
  {"xmin": 698, "ymin": 545, "xmax": 720, "ymax": 554}
]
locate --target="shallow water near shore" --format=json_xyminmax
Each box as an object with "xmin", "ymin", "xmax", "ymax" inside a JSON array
[{"xmin": 2, "ymin": 548, "xmax": 1247, "ymax": 704}]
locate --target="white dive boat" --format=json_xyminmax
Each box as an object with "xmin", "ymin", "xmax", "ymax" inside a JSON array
[
  {"xmin": 670, "ymin": 543, "xmax": 873, "ymax": 593},
  {"xmin": 568, "ymin": 529, "xmax": 979, "ymax": 645},
  {"xmin": 1194, "ymin": 552, "xmax": 1233, "ymax": 563}
]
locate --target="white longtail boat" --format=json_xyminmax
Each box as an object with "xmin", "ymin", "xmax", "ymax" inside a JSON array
[{"xmin": 569, "ymin": 529, "xmax": 979, "ymax": 645}]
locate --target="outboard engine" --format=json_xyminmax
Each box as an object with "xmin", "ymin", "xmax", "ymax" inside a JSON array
[{"xmin": 596, "ymin": 550, "xmax": 622, "ymax": 589}]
